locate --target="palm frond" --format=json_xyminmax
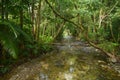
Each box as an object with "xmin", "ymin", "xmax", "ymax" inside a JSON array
[
  {"xmin": 0, "ymin": 21, "xmax": 19, "ymax": 59},
  {"xmin": 0, "ymin": 27, "xmax": 18, "ymax": 59},
  {"xmin": 0, "ymin": 20, "xmax": 31, "ymax": 59}
]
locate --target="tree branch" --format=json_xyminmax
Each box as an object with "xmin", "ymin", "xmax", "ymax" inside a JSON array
[
  {"xmin": 45, "ymin": 0, "xmax": 84, "ymax": 31},
  {"xmin": 103, "ymin": 1, "xmax": 118, "ymax": 19},
  {"xmin": 53, "ymin": 21, "xmax": 65, "ymax": 39}
]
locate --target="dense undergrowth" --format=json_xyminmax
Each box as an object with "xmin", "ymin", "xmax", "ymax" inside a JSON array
[{"xmin": 0, "ymin": 20, "xmax": 53, "ymax": 75}]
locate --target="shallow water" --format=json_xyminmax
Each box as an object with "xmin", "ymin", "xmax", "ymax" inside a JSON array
[{"xmin": 3, "ymin": 41, "xmax": 120, "ymax": 80}]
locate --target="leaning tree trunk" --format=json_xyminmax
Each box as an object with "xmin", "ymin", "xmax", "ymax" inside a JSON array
[
  {"xmin": 84, "ymin": 30, "xmax": 118, "ymax": 62},
  {"xmin": 53, "ymin": 21, "xmax": 65, "ymax": 39}
]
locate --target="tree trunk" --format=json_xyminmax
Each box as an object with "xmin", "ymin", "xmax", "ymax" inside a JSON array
[
  {"xmin": 20, "ymin": 8, "xmax": 23, "ymax": 29},
  {"xmin": 31, "ymin": 0, "xmax": 35, "ymax": 40},
  {"xmin": 53, "ymin": 21, "xmax": 65, "ymax": 39},
  {"xmin": 5, "ymin": 0, "xmax": 8, "ymax": 20},
  {"xmin": 36, "ymin": 1, "xmax": 41, "ymax": 41},
  {"xmin": 0, "ymin": 43, "xmax": 2, "ymax": 59},
  {"xmin": 5, "ymin": 11, "xmax": 8, "ymax": 20},
  {"xmin": 1, "ymin": 0, "xmax": 4, "ymax": 19}
]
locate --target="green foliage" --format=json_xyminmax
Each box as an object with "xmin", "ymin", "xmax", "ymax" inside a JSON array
[
  {"xmin": 0, "ymin": 21, "xmax": 19, "ymax": 59},
  {"xmin": 40, "ymin": 43, "xmax": 53, "ymax": 53},
  {"xmin": 98, "ymin": 42, "xmax": 119, "ymax": 53},
  {"xmin": 40, "ymin": 35, "xmax": 53, "ymax": 43},
  {"xmin": 0, "ymin": 66, "xmax": 9, "ymax": 74},
  {"xmin": 21, "ymin": 35, "xmax": 53, "ymax": 56},
  {"xmin": 39, "ymin": 35, "xmax": 53, "ymax": 53},
  {"xmin": 65, "ymin": 23, "xmax": 78, "ymax": 36},
  {"xmin": 0, "ymin": 20, "xmax": 32, "ymax": 59},
  {"xmin": 111, "ymin": 16, "xmax": 120, "ymax": 42},
  {"xmin": 24, "ymin": 42, "xmax": 41, "ymax": 56}
]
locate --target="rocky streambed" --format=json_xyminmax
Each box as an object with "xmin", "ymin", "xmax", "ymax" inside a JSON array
[{"xmin": 1, "ymin": 41, "xmax": 120, "ymax": 80}]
